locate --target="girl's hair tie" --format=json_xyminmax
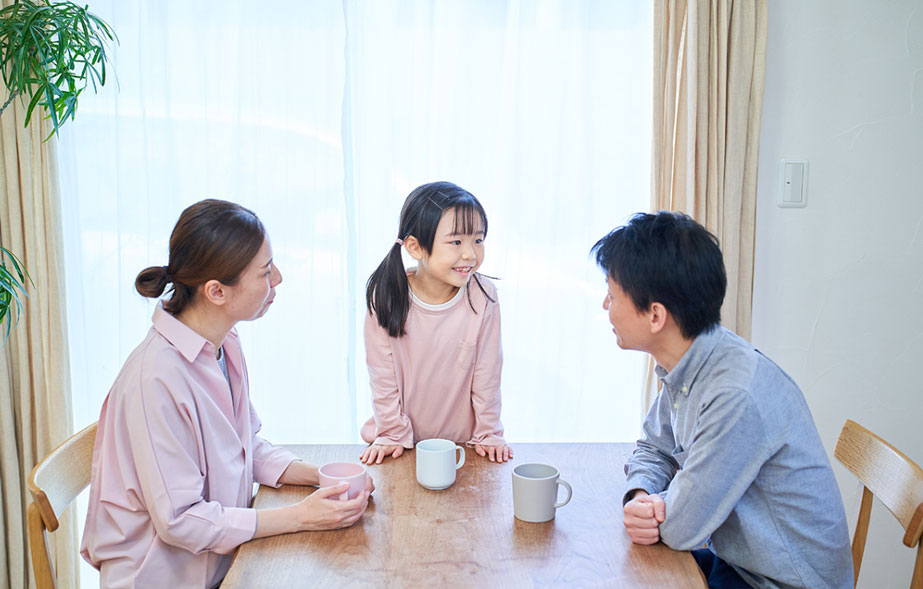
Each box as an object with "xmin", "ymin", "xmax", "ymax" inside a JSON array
[{"xmin": 394, "ymin": 238, "xmax": 404, "ymax": 246}]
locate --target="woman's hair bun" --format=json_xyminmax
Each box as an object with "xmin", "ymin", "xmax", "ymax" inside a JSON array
[{"xmin": 135, "ymin": 265, "xmax": 170, "ymax": 298}]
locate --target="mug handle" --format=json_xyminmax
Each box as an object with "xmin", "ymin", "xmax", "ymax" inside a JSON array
[
  {"xmin": 455, "ymin": 445, "xmax": 466, "ymax": 470},
  {"xmin": 554, "ymin": 479, "xmax": 572, "ymax": 508}
]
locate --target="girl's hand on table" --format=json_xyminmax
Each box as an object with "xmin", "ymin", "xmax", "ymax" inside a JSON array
[
  {"xmin": 360, "ymin": 444, "xmax": 404, "ymax": 464},
  {"xmin": 474, "ymin": 444, "xmax": 513, "ymax": 462}
]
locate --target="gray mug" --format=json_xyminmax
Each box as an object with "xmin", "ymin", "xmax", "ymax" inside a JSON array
[{"xmin": 512, "ymin": 463, "xmax": 572, "ymax": 522}]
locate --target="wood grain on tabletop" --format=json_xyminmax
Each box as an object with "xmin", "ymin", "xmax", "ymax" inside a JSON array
[{"xmin": 222, "ymin": 443, "xmax": 706, "ymax": 588}]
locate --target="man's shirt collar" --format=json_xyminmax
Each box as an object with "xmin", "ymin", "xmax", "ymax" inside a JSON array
[{"xmin": 655, "ymin": 325, "xmax": 723, "ymax": 397}]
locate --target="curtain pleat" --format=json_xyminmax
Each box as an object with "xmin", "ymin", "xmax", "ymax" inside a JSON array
[{"xmin": 645, "ymin": 0, "xmax": 767, "ymax": 414}]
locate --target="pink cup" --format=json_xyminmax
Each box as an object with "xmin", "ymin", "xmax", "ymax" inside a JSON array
[{"xmin": 318, "ymin": 462, "xmax": 367, "ymax": 501}]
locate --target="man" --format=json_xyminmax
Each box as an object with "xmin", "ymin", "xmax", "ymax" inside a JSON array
[{"xmin": 592, "ymin": 212, "xmax": 852, "ymax": 588}]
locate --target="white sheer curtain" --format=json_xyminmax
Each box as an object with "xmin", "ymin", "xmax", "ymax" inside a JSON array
[
  {"xmin": 344, "ymin": 1, "xmax": 652, "ymax": 444},
  {"xmin": 60, "ymin": 1, "xmax": 650, "ymax": 448},
  {"xmin": 59, "ymin": 1, "xmax": 353, "ymax": 442},
  {"xmin": 61, "ymin": 4, "xmax": 650, "ymax": 583}
]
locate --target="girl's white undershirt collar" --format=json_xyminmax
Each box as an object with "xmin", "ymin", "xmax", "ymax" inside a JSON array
[{"xmin": 408, "ymin": 268, "xmax": 467, "ymax": 310}]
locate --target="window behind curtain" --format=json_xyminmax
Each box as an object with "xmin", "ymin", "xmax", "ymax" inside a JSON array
[
  {"xmin": 60, "ymin": 4, "xmax": 650, "ymax": 583},
  {"xmin": 60, "ymin": 0, "xmax": 651, "ymax": 461}
]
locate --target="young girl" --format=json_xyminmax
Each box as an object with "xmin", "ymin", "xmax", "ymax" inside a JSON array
[
  {"xmin": 81, "ymin": 200, "xmax": 372, "ymax": 588},
  {"xmin": 359, "ymin": 181, "xmax": 512, "ymax": 464}
]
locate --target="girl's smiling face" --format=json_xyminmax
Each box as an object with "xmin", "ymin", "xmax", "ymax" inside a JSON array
[{"xmin": 416, "ymin": 208, "xmax": 485, "ymax": 292}]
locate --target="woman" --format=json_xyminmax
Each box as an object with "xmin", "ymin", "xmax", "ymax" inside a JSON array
[{"xmin": 81, "ymin": 199, "xmax": 372, "ymax": 588}]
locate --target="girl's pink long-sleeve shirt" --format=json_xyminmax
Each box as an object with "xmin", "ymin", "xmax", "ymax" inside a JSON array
[
  {"xmin": 80, "ymin": 304, "xmax": 297, "ymax": 589},
  {"xmin": 361, "ymin": 274, "xmax": 505, "ymax": 448}
]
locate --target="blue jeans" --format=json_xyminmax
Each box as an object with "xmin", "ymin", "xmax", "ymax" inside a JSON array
[{"xmin": 691, "ymin": 549, "xmax": 751, "ymax": 589}]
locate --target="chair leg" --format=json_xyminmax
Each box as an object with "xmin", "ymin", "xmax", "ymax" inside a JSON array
[
  {"xmin": 27, "ymin": 503, "xmax": 57, "ymax": 589},
  {"xmin": 911, "ymin": 542, "xmax": 922, "ymax": 589},
  {"xmin": 852, "ymin": 486, "xmax": 873, "ymax": 586}
]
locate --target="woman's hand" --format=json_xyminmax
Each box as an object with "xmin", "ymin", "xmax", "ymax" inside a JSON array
[
  {"xmin": 254, "ymin": 483, "xmax": 371, "ymax": 538},
  {"xmin": 292, "ymin": 484, "xmax": 371, "ymax": 531},
  {"xmin": 360, "ymin": 444, "xmax": 404, "ymax": 464},
  {"xmin": 474, "ymin": 444, "xmax": 513, "ymax": 463}
]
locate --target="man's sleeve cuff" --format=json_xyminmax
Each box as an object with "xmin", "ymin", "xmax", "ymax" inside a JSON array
[{"xmin": 622, "ymin": 478, "xmax": 659, "ymax": 505}]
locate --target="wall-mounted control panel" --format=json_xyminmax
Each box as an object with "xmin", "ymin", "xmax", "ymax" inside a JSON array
[{"xmin": 778, "ymin": 159, "xmax": 808, "ymax": 208}]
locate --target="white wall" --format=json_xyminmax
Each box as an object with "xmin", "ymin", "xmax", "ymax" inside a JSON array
[{"xmin": 753, "ymin": 1, "xmax": 923, "ymax": 587}]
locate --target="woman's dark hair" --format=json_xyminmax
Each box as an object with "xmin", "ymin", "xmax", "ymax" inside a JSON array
[
  {"xmin": 135, "ymin": 199, "xmax": 266, "ymax": 315},
  {"xmin": 366, "ymin": 181, "xmax": 494, "ymax": 338},
  {"xmin": 591, "ymin": 211, "xmax": 727, "ymax": 339}
]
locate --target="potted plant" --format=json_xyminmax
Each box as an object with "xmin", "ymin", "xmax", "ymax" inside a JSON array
[{"xmin": 0, "ymin": 0, "xmax": 115, "ymax": 336}]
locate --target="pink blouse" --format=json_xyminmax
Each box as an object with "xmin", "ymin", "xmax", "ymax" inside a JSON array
[
  {"xmin": 80, "ymin": 304, "xmax": 297, "ymax": 588},
  {"xmin": 361, "ymin": 274, "xmax": 505, "ymax": 448}
]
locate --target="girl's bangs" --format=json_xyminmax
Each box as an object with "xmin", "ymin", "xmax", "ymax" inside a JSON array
[{"xmin": 450, "ymin": 200, "xmax": 488, "ymax": 236}]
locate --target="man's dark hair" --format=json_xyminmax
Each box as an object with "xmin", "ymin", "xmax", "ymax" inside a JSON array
[{"xmin": 591, "ymin": 211, "xmax": 727, "ymax": 339}]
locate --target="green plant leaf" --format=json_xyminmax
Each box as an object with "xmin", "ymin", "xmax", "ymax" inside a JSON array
[
  {"xmin": 23, "ymin": 81, "xmax": 43, "ymax": 124},
  {"xmin": 0, "ymin": 0, "xmax": 117, "ymax": 134},
  {"xmin": 0, "ymin": 247, "xmax": 29, "ymax": 283},
  {"xmin": 0, "ymin": 247, "xmax": 30, "ymax": 340},
  {"xmin": 0, "ymin": 278, "xmax": 26, "ymax": 315}
]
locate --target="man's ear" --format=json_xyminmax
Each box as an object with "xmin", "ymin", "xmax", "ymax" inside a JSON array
[
  {"xmin": 201, "ymin": 279, "xmax": 228, "ymax": 306},
  {"xmin": 404, "ymin": 236, "xmax": 424, "ymax": 261},
  {"xmin": 648, "ymin": 302, "xmax": 669, "ymax": 334}
]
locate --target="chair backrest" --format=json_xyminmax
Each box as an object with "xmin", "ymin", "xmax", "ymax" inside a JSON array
[
  {"xmin": 27, "ymin": 422, "xmax": 98, "ymax": 589},
  {"xmin": 834, "ymin": 419, "xmax": 923, "ymax": 589}
]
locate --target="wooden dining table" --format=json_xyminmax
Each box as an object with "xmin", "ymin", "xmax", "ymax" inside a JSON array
[{"xmin": 222, "ymin": 443, "xmax": 707, "ymax": 588}]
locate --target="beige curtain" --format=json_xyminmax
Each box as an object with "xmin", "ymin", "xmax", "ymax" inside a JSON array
[
  {"xmin": 0, "ymin": 26, "xmax": 77, "ymax": 589},
  {"xmin": 645, "ymin": 0, "xmax": 768, "ymax": 412}
]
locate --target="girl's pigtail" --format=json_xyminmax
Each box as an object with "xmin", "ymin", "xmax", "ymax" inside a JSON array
[
  {"xmin": 467, "ymin": 272, "xmax": 497, "ymax": 313},
  {"xmin": 366, "ymin": 243, "xmax": 411, "ymax": 338}
]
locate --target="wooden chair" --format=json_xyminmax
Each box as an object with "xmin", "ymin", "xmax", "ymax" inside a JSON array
[
  {"xmin": 834, "ymin": 419, "xmax": 923, "ymax": 588},
  {"xmin": 27, "ymin": 422, "xmax": 98, "ymax": 589}
]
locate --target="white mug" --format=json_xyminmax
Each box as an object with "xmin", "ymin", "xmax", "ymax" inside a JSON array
[
  {"xmin": 415, "ymin": 438, "xmax": 465, "ymax": 490},
  {"xmin": 512, "ymin": 463, "xmax": 572, "ymax": 522}
]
